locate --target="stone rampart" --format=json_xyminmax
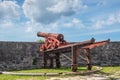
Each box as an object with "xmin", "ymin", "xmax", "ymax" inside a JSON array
[{"xmin": 0, "ymin": 41, "xmax": 119, "ymax": 71}]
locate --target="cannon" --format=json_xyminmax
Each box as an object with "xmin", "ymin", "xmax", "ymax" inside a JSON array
[
  {"xmin": 37, "ymin": 32, "xmax": 67, "ymax": 51},
  {"xmin": 37, "ymin": 32, "xmax": 109, "ymax": 72}
]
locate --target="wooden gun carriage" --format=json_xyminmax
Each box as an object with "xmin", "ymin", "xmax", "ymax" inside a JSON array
[{"xmin": 37, "ymin": 32, "xmax": 109, "ymax": 72}]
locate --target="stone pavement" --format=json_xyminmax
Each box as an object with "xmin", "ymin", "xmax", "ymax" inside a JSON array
[
  {"xmin": 46, "ymin": 72, "xmax": 120, "ymax": 80},
  {"xmin": 109, "ymin": 71, "xmax": 120, "ymax": 80},
  {"xmin": 46, "ymin": 74, "xmax": 109, "ymax": 80}
]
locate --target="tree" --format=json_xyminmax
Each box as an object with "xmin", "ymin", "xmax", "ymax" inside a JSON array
[{"xmin": 37, "ymin": 39, "xmax": 44, "ymax": 43}]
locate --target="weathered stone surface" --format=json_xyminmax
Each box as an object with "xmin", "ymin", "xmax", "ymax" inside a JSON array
[
  {"xmin": 0, "ymin": 41, "xmax": 120, "ymax": 71},
  {"xmin": 0, "ymin": 41, "xmax": 42, "ymax": 71},
  {"xmin": 90, "ymin": 42, "xmax": 120, "ymax": 66}
]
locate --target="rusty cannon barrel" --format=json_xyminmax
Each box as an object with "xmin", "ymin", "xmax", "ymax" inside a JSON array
[
  {"xmin": 37, "ymin": 32, "xmax": 67, "ymax": 51},
  {"xmin": 37, "ymin": 32, "xmax": 64, "ymax": 40}
]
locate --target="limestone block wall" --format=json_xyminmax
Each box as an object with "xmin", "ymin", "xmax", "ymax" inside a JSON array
[
  {"xmin": 0, "ymin": 41, "xmax": 120, "ymax": 71},
  {"xmin": 91, "ymin": 42, "xmax": 120, "ymax": 66},
  {"xmin": 0, "ymin": 42, "xmax": 42, "ymax": 71},
  {"xmin": 60, "ymin": 42, "xmax": 120, "ymax": 67}
]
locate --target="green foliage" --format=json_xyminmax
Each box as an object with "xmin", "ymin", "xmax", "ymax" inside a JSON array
[
  {"xmin": 36, "ymin": 39, "xmax": 44, "ymax": 43},
  {"xmin": 32, "ymin": 57, "xmax": 37, "ymax": 65}
]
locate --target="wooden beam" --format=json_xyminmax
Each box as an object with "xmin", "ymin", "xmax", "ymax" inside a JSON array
[
  {"xmin": 77, "ymin": 49, "xmax": 86, "ymax": 61},
  {"xmin": 84, "ymin": 49, "xmax": 92, "ymax": 70},
  {"xmin": 71, "ymin": 46, "xmax": 77, "ymax": 72},
  {"xmin": 55, "ymin": 53, "xmax": 60, "ymax": 68},
  {"xmin": 43, "ymin": 52, "xmax": 47, "ymax": 68},
  {"xmin": 62, "ymin": 54, "xmax": 72, "ymax": 62}
]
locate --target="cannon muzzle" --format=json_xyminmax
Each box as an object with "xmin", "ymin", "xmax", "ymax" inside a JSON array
[{"xmin": 37, "ymin": 32, "xmax": 64, "ymax": 40}]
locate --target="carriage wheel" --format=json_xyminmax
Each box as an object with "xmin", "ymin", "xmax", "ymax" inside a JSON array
[
  {"xmin": 47, "ymin": 37, "xmax": 60, "ymax": 49},
  {"xmin": 50, "ymin": 42, "xmax": 58, "ymax": 49},
  {"xmin": 40, "ymin": 44, "xmax": 46, "ymax": 51}
]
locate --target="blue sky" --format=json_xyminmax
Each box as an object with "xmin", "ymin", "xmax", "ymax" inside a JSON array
[{"xmin": 0, "ymin": 0, "xmax": 120, "ymax": 42}]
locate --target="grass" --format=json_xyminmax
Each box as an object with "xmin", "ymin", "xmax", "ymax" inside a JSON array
[
  {"xmin": 98, "ymin": 66, "xmax": 120, "ymax": 79},
  {"xmin": 0, "ymin": 66, "xmax": 119, "ymax": 80},
  {"xmin": 0, "ymin": 67, "xmax": 88, "ymax": 80},
  {"xmin": 12, "ymin": 67, "xmax": 89, "ymax": 73},
  {"xmin": 0, "ymin": 75, "xmax": 48, "ymax": 80},
  {"xmin": 12, "ymin": 68, "xmax": 71, "ymax": 73},
  {"xmin": 101, "ymin": 66, "xmax": 120, "ymax": 74}
]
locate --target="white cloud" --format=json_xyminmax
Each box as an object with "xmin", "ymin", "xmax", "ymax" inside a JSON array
[
  {"xmin": 22, "ymin": 0, "xmax": 86, "ymax": 24},
  {"xmin": 70, "ymin": 29, "xmax": 120, "ymax": 37},
  {"xmin": 63, "ymin": 18, "xmax": 84, "ymax": 28},
  {"xmin": 106, "ymin": 15, "xmax": 117, "ymax": 25},
  {"xmin": 0, "ymin": 1, "xmax": 20, "ymax": 20},
  {"xmin": 82, "ymin": 29, "xmax": 120, "ymax": 36},
  {"xmin": 93, "ymin": 20, "xmax": 105, "ymax": 29},
  {"xmin": 47, "ymin": 0, "xmax": 84, "ymax": 13},
  {"xmin": 92, "ymin": 11, "xmax": 120, "ymax": 30},
  {"xmin": 72, "ymin": 18, "xmax": 80, "ymax": 24},
  {"xmin": 0, "ymin": 20, "xmax": 14, "ymax": 28},
  {"xmin": 26, "ymin": 26, "xmax": 33, "ymax": 33},
  {"xmin": 22, "ymin": 0, "xmax": 86, "ymax": 37},
  {"xmin": 0, "ymin": 1, "xmax": 21, "ymax": 29},
  {"xmin": 24, "ymin": 21, "xmax": 58, "ymax": 33},
  {"xmin": 64, "ymin": 23, "xmax": 73, "ymax": 28}
]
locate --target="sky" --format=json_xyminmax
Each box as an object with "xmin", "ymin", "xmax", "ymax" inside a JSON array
[{"xmin": 0, "ymin": 0, "xmax": 120, "ymax": 42}]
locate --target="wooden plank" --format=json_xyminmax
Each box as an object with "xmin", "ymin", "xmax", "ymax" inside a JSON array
[
  {"xmin": 62, "ymin": 54, "xmax": 72, "ymax": 62},
  {"xmin": 71, "ymin": 46, "xmax": 77, "ymax": 72},
  {"xmin": 41, "ymin": 38, "xmax": 95, "ymax": 54},
  {"xmin": 82, "ymin": 39, "xmax": 110, "ymax": 49},
  {"xmin": 84, "ymin": 49, "xmax": 92, "ymax": 70}
]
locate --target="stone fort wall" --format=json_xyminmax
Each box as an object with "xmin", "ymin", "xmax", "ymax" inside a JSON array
[{"xmin": 0, "ymin": 41, "xmax": 120, "ymax": 71}]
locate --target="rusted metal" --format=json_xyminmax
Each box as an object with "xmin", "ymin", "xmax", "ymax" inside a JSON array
[
  {"xmin": 42, "ymin": 38, "xmax": 95, "ymax": 53},
  {"xmin": 37, "ymin": 32, "xmax": 109, "ymax": 72},
  {"xmin": 82, "ymin": 39, "xmax": 110, "ymax": 49},
  {"xmin": 37, "ymin": 32, "xmax": 67, "ymax": 51}
]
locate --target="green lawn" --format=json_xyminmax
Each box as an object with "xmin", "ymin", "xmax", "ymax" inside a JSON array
[
  {"xmin": 0, "ymin": 67, "xmax": 88, "ymax": 80},
  {"xmin": 12, "ymin": 67, "xmax": 89, "ymax": 73},
  {"xmin": 0, "ymin": 75, "xmax": 48, "ymax": 80},
  {"xmin": 101, "ymin": 66, "xmax": 120, "ymax": 74},
  {"xmin": 100, "ymin": 66, "xmax": 120, "ymax": 79},
  {"xmin": 0, "ymin": 66, "xmax": 119, "ymax": 80},
  {"xmin": 13, "ymin": 68, "xmax": 71, "ymax": 73}
]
